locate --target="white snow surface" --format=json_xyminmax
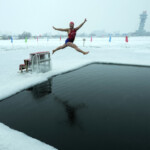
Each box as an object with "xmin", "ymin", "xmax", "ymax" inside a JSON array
[
  {"xmin": 0, "ymin": 37, "xmax": 150, "ymax": 150},
  {"xmin": 0, "ymin": 123, "xmax": 57, "ymax": 150}
]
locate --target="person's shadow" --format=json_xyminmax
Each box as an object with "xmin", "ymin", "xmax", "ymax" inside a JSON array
[
  {"xmin": 53, "ymin": 95, "xmax": 87, "ymax": 129},
  {"xmin": 27, "ymin": 77, "xmax": 87, "ymax": 129}
]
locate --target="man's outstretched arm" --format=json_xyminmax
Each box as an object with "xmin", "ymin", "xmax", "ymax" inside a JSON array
[
  {"xmin": 75, "ymin": 19, "xmax": 87, "ymax": 31},
  {"xmin": 53, "ymin": 26, "xmax": 68, "ymax": 32}
]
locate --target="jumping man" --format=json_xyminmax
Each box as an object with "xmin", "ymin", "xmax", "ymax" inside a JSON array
[{"xmin": 52, "ymin": 19, "xmax": 89, "ymax": 55}]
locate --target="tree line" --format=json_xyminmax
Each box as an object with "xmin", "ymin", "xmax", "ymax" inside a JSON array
[{"xmin": 1, "ymin": 32, "xmax": 32, "ymax": 40}]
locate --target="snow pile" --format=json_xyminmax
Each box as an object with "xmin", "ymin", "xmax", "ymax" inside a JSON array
[{"xmin": 0, "ymin": 123, "xmax": 57, "ymax": 150}]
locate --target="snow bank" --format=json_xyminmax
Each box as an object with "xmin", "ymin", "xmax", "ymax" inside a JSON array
[{"xmin": 0, "ymin": 123, "xmax": 57, "ymax": 150}]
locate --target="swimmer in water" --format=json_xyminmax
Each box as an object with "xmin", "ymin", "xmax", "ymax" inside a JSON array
[{"xmin": 52, "ymin": 19, "xmax": 89, "ymax": 55}]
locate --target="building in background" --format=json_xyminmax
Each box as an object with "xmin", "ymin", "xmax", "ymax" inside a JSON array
[
  {"xmin": 132, "ymin": 11, "xmax": 150, "ymax": 36},
  {"xmin": 138, "ymin": 11, "xmax": 147, "ymax": 34}
]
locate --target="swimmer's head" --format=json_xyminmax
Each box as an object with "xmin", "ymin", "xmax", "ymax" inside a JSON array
[{"xmin": 69, "ymin": 22, "xmax": 74, "ymax": 29}]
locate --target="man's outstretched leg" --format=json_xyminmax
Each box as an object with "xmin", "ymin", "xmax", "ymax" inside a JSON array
[
  {"xmin": 67, "ymin": 42, "xmax": 89, "ymax": 55},
  {"xmin": 52, "ymin": 44, "xmax": 67, "ymax": 54}
]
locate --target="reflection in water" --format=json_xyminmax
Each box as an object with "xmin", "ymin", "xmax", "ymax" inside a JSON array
[
  {"xmin": 54, "ymin": 95, "xmax": 86, "ymax": 127},
  {"xmin": 27, "ymin": 78, "xmax": 52, "ymax": 98},
  {"xmin": 27, "ymin": 78, "xmax": 86, "ymax": 128}
]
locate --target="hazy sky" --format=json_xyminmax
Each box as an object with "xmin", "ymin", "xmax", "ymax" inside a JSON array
[{"xmin": 0, "ymin": 0, "xmax": 150, "ymax": 35}]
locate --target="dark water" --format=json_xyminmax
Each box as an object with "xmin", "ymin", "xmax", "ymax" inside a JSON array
[{"xmin": 0, "ymin": 63, "xmax": 150, "ymax": 150}]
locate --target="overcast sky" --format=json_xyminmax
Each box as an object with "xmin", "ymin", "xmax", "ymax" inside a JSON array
[{"xmin": 0, "ymin": 0, "xmax": 150, "ymax": 35}]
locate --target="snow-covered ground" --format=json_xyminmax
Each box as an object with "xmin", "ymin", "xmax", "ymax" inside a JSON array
[
  {"xmin": 0, "ymin": 36, "xmax": 150, "ymax": 149},
  {"xmin": 1, "ymin": 37, "xmax": 150, "ymax": 101},
  {"xmin": 0, "ymin": 123, "xmax": 57, "ymax": 150}
]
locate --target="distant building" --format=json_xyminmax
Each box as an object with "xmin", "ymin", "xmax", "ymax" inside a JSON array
[
  {"xmin": 137, "ymin": 11, "xmax": 147, "ymax": 34},
  {"xmin": 132, "ymin": 11, "xmax": 150, "ymax": 36},
  {"xmin": 90, "ymin": 30, "xmax": 108, "ymax": 37}
]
